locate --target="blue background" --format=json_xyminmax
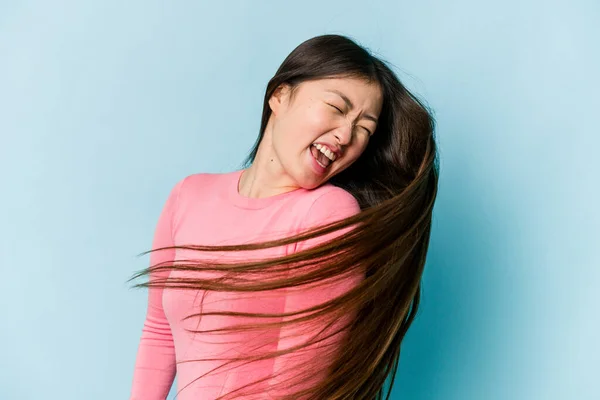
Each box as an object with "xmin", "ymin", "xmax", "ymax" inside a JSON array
[{"xmin": 1, "ymin": 1, "xmax": 598, "ymax": 399}]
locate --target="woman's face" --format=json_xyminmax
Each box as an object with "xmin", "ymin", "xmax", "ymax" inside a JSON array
[{"xmin": 268, "ymin": 76, "xmax": 383, "ymax": 189}]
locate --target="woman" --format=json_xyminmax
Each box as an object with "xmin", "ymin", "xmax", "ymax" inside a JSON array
[{"xmin": 129, "ymin": 34, "xmax": 438, "ymax": 400}]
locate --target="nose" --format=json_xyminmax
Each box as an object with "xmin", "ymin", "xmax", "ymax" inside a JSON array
[{"xmin": 334, "ymin": 122, "xmax": 353, "ymax": 146}]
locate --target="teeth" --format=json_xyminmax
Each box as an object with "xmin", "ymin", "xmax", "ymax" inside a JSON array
[{"xmin": 313, "ymin": 143, "xmax": 337, "ymax": 162}]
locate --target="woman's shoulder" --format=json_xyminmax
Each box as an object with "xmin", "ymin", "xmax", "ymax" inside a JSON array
[
  {"xmin": 307, "ymin": 183, "xmax": 358, "ymax": 208},
  {"xmin": 299, "ymin": 183, "xmax": 361, "ymax": 225},
  {"xmin": 170, "ymin": 171, "xmax": 360, "ymax": 220},
  {"xmin": 171, "ymin": 170, "xmax": 236, "ymax": 195},
  {"xmin": 177, "ymin": 170, "xmax": 234, "ymax": 186}
]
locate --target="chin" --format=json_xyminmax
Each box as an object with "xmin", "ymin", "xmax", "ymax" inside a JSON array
[
  {"xmin": 299, "ymin": 180, "xmax": 322, "ymax": 190},
  {"xmin": 297, "ymin": 173, "xmax": 328, "ymax": 190}
]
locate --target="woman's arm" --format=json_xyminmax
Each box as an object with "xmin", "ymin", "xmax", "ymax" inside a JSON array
[{"xmin": 130, "ymin": 179, "xmax": 184, "ymax": 400}]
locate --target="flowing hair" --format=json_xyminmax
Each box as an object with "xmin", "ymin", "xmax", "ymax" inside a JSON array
[{"xmin": 129, "ymin": 33, "xmax": 439, "ymax": 400}]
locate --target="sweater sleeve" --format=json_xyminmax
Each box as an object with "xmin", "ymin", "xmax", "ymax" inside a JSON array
[
  {"xmin": 267, "ymin": 189, "xmax": 365, "ymax": 398},
  {"xmin": 130, "ymin": 179, "xmax": 184, "ymax": 400}
]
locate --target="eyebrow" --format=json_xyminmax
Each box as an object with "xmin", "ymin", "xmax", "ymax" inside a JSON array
[{"xmin": 325, "ymin": 89, "xmax": 379, "ymax": 123}]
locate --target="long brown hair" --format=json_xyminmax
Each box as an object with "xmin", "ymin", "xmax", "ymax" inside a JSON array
[{"xmin": 129, "ymin": 34, "xmax": 438, "ymax": 400}]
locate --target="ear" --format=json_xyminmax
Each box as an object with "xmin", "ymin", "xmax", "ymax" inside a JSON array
[{"xmin": 268, "ymin": 84, "xmax": 290, "ymax": 115}]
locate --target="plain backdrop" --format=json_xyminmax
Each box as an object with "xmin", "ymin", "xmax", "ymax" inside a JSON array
[{"xmin": 1, "ymin": 1, "xmax": 598, "ymax": 399}]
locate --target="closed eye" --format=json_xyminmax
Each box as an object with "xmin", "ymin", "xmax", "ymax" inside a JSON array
[
  {"xmin": 328, "ymin": 103, "xmax": 343, "ymax": 113},
  {"xmin": 327, "ymin": 103, "xmax": 372, "ymax": 136}
]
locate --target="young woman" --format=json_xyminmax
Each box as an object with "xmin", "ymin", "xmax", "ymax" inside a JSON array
[{"xmin": 129, "ymin": 34, "xmax": 438, "ymax": 400}]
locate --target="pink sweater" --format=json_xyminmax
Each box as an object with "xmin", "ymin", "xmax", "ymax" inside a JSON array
[{"xmin": 130, "ymin": 169, "xmax": 364, "ymax": 399}]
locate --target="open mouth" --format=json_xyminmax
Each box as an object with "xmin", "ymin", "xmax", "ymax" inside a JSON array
[{"xmin": 310, "ymin": 143, "xmax": 336, "ymax": 169}]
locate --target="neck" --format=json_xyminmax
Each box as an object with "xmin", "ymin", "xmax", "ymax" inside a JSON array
[{"xmin": 238, "ymin": 129, "xmax": 299, "ymax": 199}]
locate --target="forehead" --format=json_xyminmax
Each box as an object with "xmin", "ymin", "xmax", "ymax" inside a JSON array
[{"xmin": 303, "ymin": 77, "xmax": 382, "ymax": 108}]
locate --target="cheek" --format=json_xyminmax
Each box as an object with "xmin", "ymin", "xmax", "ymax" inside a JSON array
[
  {"xmin": 303, "ymin": 105, "xmax": 332, "ymax": 132},
  {"xmin": 345, "ymin": 141, "xmax": 369, "ymax": 162},
  {"xmin": 281, "ymin": 108, "xmax": 331, "ymax": 151},
  {"xmin": 282, "ymin": 106, "xmax": 324, "ymax": 136}
]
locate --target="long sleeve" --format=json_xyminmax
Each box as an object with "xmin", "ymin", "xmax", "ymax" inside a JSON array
[
  {"xmin": 130, "ymin": 179, "xmax": 184, "ymax": 400},
  {"xmin": 267, "ymin": 189, "xmax": 365, "ymax": 398}
]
